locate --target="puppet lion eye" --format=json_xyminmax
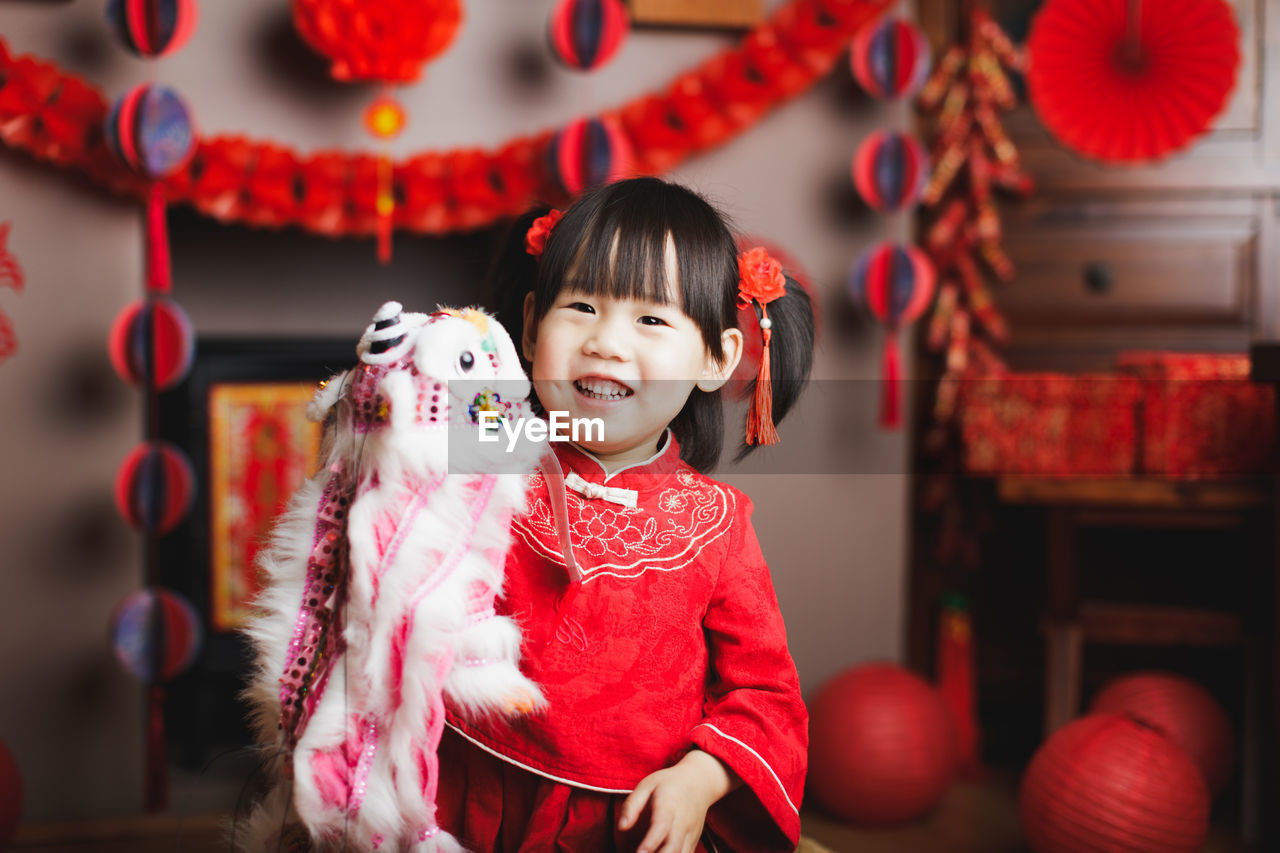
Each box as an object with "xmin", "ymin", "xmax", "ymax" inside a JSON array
[{"xmin": 459, "ymin": 351, "xmax": 475, "ymax": 372}]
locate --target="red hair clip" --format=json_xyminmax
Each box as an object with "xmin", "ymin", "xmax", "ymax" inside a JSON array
[
  {"xmin": 738, "ymin": 246, "xmax": 787, "ymax": 446},
  {"xmin": 525, "ymin": 209, "xmax": 563, "ymax": 258}
]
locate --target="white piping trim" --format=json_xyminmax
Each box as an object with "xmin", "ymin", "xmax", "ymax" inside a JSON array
[
  {"xmin": 694, "ymin": 723, "xmax": 799, "ymax": 816},
  {"xmin": 445, "ymin": 723, "xmax": 633, "ymax": 794},
  {"xmin": 572, "ymin": 428, "xmax": 672, "ymax": 483}
]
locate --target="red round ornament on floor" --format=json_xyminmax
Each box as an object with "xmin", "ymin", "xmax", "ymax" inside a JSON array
[
  {"xmin": 1025, "ymin": 0, "xmax": 1241, "ymax": 163},
  {"xmin": 1089, "ymin": 670, "xmax": 1236, "ymax": 797},
  {"xmin": 0, "ymin": 739, "xmax": 20, "ymax": 848},
  {"xmin": 1020, "ymin": 712, "xmax": 1210, "ymax": 853},
  {"xmin": 808, "ymin": 662, "xmax": 956, "ymax": 824}
]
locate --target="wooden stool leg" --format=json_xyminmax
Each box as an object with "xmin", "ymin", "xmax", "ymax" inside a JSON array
[{"xmin": 1044, "ymin": 620, "xmax": 1083, "ymax": 734}]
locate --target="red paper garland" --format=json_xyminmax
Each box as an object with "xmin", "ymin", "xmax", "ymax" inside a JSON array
[{"xmin": 0, "ymin": 0, "xmax": 893, "ymax": 237}]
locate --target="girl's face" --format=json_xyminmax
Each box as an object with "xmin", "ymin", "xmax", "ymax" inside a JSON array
[{"xmin": 523, "ymin": 237, "xmax": 742, "ymax": 472}]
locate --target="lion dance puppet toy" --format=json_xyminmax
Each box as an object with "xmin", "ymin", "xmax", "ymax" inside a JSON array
[{"xmin": 240, "ymin": 302, "xmax": 546, "ymax": 852}]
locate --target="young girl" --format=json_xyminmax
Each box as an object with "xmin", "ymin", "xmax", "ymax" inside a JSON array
[{"xmin": 436, "ymin": 176, "xmax": 815, "ymax": 853}]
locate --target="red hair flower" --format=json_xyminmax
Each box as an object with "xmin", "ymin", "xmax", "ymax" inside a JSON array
[
  {"xmin": 738, "ymin": 246, "xmax": 787, "ymax": 307},
  {"xmin": 525, "ymin": 208, "xmax": 563, "ymax": 258}
]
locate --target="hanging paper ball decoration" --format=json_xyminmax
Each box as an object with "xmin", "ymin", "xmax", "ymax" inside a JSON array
[
  {"xmin": 0, "ymin": 739, "xmax": 20, "ymax": 849},
  {"xmin": 850, "ymin": 17, "xmax": 931, "ymax": 100},
  {"xmin": 1089, "ymin": 671, "xmax": 1236, "ymax": 798},
  {"xmin": 853, "ymin": 131, "xmax": 929, "ymax": 212},
  {"xmin": 1025, "ymin": 0, "xmax": 1241, "ymax": 163},
  {"xmin": 849, "ymin": 242, "xmax": 936, "ymax": 427},
  {"xmin": 114, "ymin": 441, "xmax": 195, "ymax": 536},
  {"xmin": 105, "ymin": 0, "xmax": 199, "ymax": 58},
  {"xmin": 107, "ymin": 296, "xmax": 195, "ymax": 391},
  {"xmin": 548, "ymin": 0, "xmax": 630, "ymax": 71},
  {"xmin": 808, "ymin": 663, "xmax": 956, "ymax": 824},
  {"xmin": 291, "ymin": 0, "xmax": 463, "ymax": 84},
  {"xmin": 548, "ymin": 117, "xmax": 632, "ymax": 197},
  {"xmin": 104, "ymin": 84, "xmax": 196, "ymax": 180},
  {"xmin": 1020, "ymin": 712, "xmax": 1209, "ymax": 853},
  {"xmin": 108, "ymin": 587, "xmax": 202, "ymax": 683}
]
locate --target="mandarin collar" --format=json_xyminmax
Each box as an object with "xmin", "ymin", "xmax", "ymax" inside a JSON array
[{"xmin": 553, "ymin": 429, "xmax": 683, "ymax": 487}]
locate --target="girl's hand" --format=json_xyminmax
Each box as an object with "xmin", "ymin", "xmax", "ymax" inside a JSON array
[{"xmin": 618, "ymin": 749, "xmax": 739, "ymax": 853}]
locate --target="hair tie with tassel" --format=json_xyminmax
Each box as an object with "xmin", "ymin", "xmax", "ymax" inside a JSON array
[
  {"xmin": 525, "ymin": 209, "xmax": 564, "ymax": 258},
  {"xmin": 737, "ymin": 246, "xmax": 788, "ymax": 446}
]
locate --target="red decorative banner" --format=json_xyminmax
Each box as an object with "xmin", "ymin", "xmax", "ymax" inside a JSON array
[{"xmin": 0, "ymin": 0, "xmax": 891, "ymax": 237}]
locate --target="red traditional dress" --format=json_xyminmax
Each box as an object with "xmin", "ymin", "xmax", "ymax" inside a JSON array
[{"xmin": 439, "ymin": 435, "xmax": 808, "ymax": 852}]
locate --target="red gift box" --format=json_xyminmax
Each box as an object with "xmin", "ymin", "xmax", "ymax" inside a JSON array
[
  {"xmin": 960, "ymin": 374, "xmax": 1141, "ymax": 476},
  {"xmin": 1117, "ymin": 351, "xmax": 1275, "ymax": 478}
]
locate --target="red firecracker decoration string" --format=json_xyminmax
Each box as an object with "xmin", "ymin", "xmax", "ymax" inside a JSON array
[
  {"xmin": 0, "ymin": 0, "xmax": 896, "ymax": 238},
  {"xmin": 918, "ymin": 5, "xmax": 1031, "ymax": 427}
]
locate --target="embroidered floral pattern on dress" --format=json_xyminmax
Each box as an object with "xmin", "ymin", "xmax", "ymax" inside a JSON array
[{"xmin": 513, "ymin": 465, "xmax": 736, "ymax": 582}]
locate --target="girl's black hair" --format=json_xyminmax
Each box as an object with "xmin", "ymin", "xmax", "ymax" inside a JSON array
[{"xmin": 489, "ymin": 176, "xmax": 815, "ymax": 473}]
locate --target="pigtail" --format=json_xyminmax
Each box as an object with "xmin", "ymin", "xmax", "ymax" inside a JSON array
[
  {"xmin": 484, "ymin": 205, "xmax": 552, "ymax": 371},
  {"xmin": 734, "ymin": 275, "xmax": 815, "ymax": 462}
]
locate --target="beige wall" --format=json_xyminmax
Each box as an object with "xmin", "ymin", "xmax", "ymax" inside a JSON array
[{"xmin": 0, "ymin": 0, "xmax": 910, "ymax": 822}]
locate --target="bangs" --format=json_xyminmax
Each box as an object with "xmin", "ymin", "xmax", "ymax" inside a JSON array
[{"xmin": 532, "ymin": 177, "xmax": 738, "ymax": 358}]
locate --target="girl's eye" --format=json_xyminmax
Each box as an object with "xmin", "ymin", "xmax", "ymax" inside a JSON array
[
  {"xmin": 638, "ymin": 315, "xmax": 669, "ymax": 327},
  {"xmin": 568, "ymin": 302, "xmax": 594, "ymax": 314}
]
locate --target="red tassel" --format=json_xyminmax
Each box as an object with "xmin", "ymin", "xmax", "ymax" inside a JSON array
[
  {"xmin": 879, "ymin": 329, "xmax": 901, "ymax": 428},
  {"xmin": 146, "ymin": 184, "xmax": 171, "ymax": 294},
  {"xmin": 376, "ymin": 156, "xmax": 393, "ymax": 265},
  {"xmin": 144, "ymin": 685, "xmax": 168, "ymax": 812},
  {"xmin": 745, "ymin": 318, "xmax": 779, "ymax": 446}
]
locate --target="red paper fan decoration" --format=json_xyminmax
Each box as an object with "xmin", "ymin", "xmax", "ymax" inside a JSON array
[
  {"xmin": 1026, "ymin": 0, "xmax": 1241, "ymax": 163},
  {"xmin": 291, "ymin": 0, "xmax": 463, "ymax": 83}
]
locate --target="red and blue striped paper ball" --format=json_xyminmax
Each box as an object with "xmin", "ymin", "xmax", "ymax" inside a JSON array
[
  {"xmin": 108, "ymin": 587, "xmax": 202, "ymax": 683},
  {"xmin": 114, "ymin": 441, "xmax": 195, "ymax": 536},
  {"xmin": 549, "ymin": 0, "xmax": 629, "ymax": 71},
  {"xmin": 105, "ymin": 84, "xmax": 196, "ymax": 179},
  {"xmin": 106, "ymin": 0, "xmax": 198, "ymax": 58},
  {"xmin": 850, "ymin": 17, "xmax": 931, "ymax": 100},
  {"xmin": 548, "ymin": 117, "xmax": 632, "ymax": 196},
  {"xmin": 849, "ymin": 242, "xmax": 936, "ymax": 329},
  {"xmin": 108, "ymin": 296, "xmax": 194, "ymax": 391},
  {"xmin": 853, "ymin": 131, "xmax": 929, "ymax": 212}
]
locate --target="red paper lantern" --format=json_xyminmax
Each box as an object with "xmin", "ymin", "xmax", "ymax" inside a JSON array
[
  {"xmin": 114, "ymin": 441, "xmax": 195, "ymax": 536},
  {"xmin": 107, "ymin": 296, "xmax": 194, "ymax": 390},
  {"xmin": 853, "ymin": 130, "xmax": 929, "ymax": 212},
  {"xmin": 808, "ymin": 663, "xmax": 956, "ymax": 825},
  {"xmin": 1025, "ymin": 0, "xmax": 1241, "ymax": 163},
  {"xmin": 1090, "ymin": 671, "xmax": 1236, "ymax": 797},
  {"xmin": 0, "ymin": 739, "xmax": 20, "ymax": 848},
  {"xmin": 549, "ymin": 0, "xmax": 630, "ymax": 71},
  {"xmin": 548, "ymin": 117, "xmax": 632, "ymax": 197},
  {"xmin": 108, "ymin": 587, "xmax": 202, "ymax": 683},
  {"xmin": 104, "ymin": 84, "xmax": 196, "ymax": 180},
  {"xmin": 1020, "ymin": 713, "xmax": 1209, "ymax": 853},
  {"xmin": 848, "ymin": 243, "xmax": 936, "ymax": 428},
  {"xmin": 291, "ymin": 0, "xmax": 463, "ymax": 83},
  {"xmin": 105, "ymin": 0, "xmax": 198, "ymax": 58},
  {"xmin": 850, "ymin": 17, "xmax": 930, "ymax": 100}
]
